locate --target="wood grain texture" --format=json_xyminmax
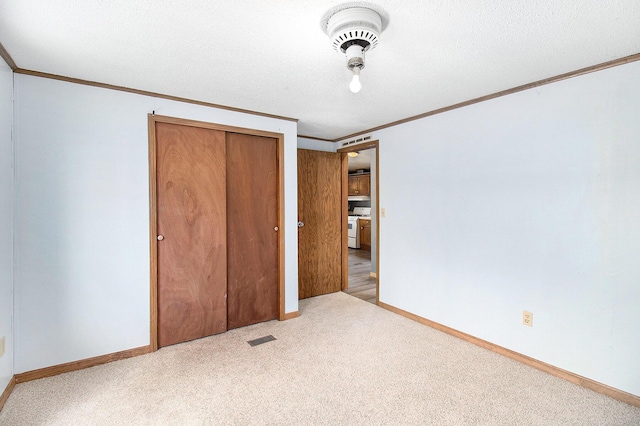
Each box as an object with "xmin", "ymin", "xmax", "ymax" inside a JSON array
[
  {"xmin": 281, "ymin": 311, "xmax": 300, "ymax": 320},
  {"xmin": 347, "ymin": 175, "xmax": 360, "ymax": 195},
  {"xmin": 341, "ymin": 154, "xmax": 349, "ymax": 291},
  {"xmin": 0, "ymin": 376, "xmax": 16, "ymax": 412},
  {"xmin": 359, "ymin": 219, "xmax": 371, "ymax": 250},
  {"xmin": 377, "ymin": 302, "xmax": 640, "ymax": 408},
  {"xmin": 156, "ymin": 122, "xmax": 227, "ymax": 347},
  {"xmin": 150, "ymin": 115, "xmax": 286, "ymax": 334},
  {"xmin": 337, "ymin": 140, "xmax": 378, "ymax": 153},
  {"xmin": 348, "ymin": 174, "xmax": 370, "ymax": 196},
  {"xmin": 360, "ymin": 175, "xmax": 370, "ymax": 196},
  {"xmin": 14, "ymin": 346, "xmax": 152, "ymax": 384},
  {"xmin": 374, "ymin": 143, "xmax": 380, "ymax": 305},
  {"xmin": 276, "ymin": 134, "xmax": 286, "ymax": 320},
  {"xmin": 148, "ymin": 115, "xmax": 159, "ymax": 351},
  {"xmin": 297, "ymin": 149, "xmax": 343, "ymax": 299},
  {"xmin": 226, "ymin": 133, "xmax": 278, "ymax": 329}
]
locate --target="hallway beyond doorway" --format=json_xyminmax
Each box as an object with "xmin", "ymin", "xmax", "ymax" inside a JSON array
[{"xmin": 344, "ymin": 248, "xmax": 376, "ymax": 304}]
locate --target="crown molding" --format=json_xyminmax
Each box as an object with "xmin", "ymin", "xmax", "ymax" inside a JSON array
[
  {"xmin": 0, "ymin": 42, "xmax": 17, "ymax": 70},
  {"xmin": 334, "ymin": 52, "xmax": 640, "ymax": 142},
  {"xmin": 13, "ymin": 68, "xmax": 298, "ymax": 123}
]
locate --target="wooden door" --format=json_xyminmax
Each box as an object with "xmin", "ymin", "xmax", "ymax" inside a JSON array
[
  {"xmin": 156, "ymin": 123, "xmax": 227, "ymax": 348},
  {"xmin": 297, "ymin": 149, "xmax": 343, "ymax": 299},
  {"xmin": 226, "ymin": 133, "xmax": 279, "ymax": 329}
]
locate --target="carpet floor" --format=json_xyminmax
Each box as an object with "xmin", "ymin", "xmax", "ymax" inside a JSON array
[{"xmin": 1, "ymin": 292, "xmax": 639, "ymax": 425}]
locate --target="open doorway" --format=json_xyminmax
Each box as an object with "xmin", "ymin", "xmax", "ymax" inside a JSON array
[{"xmin": 338, "ymin": 142, "xmax": 379, "ymax": 304}]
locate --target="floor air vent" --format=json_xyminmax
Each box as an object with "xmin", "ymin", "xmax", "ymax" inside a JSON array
[{"xmin": 248, "ymin": 335, "xmax": 276, "ymax": 347}]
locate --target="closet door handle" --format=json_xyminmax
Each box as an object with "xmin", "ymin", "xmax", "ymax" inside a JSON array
[{"xmin": 157, "ymin": 235, "xmax": 164, "ymax": 241}]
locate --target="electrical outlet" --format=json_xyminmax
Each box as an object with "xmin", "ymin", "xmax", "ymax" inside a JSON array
[
  {"xmin": 381, "ymin": 208, "xmax": 386, "ymax": 218},
  {"xmin": 523, "ymin": 311, "xmax": 533, "ymax": 327},
  {"xmin": 0, "ymin": 336, "xmax": 4, "ymax": 358}
]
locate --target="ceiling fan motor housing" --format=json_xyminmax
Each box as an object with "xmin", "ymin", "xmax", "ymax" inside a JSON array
[{"xmin": 327, "ymin": 7, "xmax": 382, "ymax": 70}]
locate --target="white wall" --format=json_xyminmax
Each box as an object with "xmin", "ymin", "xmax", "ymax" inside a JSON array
[
  {"xmin": 366, "ymin": 60, "xmax": 640, "ymax": 396},
  {"xmin": 0, "ymin": 60, "xmax": 14, "ymax": 391},
  {"xmin": 297, "ymin": 137, "xmax": 336, "ymax": 152},
  {"xmin": 13, "ymin": 74, "xmax": 298, "ymax": 373}
]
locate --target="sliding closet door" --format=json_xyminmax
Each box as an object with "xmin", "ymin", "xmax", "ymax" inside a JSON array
[
  {"xmin": 226, "ymin": 133, "xmax": 279, "ymax": 329},
  {"xmin": 156, "ymin": 123, "xmax": 228, "ymax": 347}
]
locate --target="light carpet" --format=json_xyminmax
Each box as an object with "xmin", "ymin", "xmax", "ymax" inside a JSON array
[{"xmin": 1, "ymin": 292, "xmax": 639, "ymax": 425}]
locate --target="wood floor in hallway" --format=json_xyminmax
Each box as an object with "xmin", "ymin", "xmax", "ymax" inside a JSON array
[{"xmin": 344, "ymin": 248, "xmax": 377, "ymax": 304}]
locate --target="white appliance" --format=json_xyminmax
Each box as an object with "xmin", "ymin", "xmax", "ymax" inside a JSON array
[
  {"xmin": 348, "ymin": 207, "xmax": 371, "ymax": 248},
  {"xmin": 347, "ymin": 216, "xmax": 360, "ymax": 248}
]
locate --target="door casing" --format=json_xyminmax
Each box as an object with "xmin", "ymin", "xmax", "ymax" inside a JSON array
[{"xmin": 337, "ymin": 140, "xmax": 380, "ymax": 303}]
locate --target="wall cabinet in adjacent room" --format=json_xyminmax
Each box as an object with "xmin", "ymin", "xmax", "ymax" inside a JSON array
[{"xmin": 348, "ymin": 174, "xmax": 370, "ymax": 196}]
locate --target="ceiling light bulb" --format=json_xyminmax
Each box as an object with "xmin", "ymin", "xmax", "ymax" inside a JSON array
[
  {"xmin": 347, "ymin": 152, "xmax": 359, "ymax": 157},
  {"xmin": 349, "ymin": 68, "xmax": 362, "ymax": 93}
]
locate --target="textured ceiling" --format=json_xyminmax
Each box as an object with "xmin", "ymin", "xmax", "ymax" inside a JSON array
[
  {"xmin": 348, "ymin": 148, "xmax": 373, "ymax": 172},
  {"xmin": 1, "ymin": 1, "xmax": 639, "ymax": 140}
]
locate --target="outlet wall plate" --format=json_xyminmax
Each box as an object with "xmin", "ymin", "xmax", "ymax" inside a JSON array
[{"xmin": 523, "ymin": 311, "xmax": 533, "ymax": 327}]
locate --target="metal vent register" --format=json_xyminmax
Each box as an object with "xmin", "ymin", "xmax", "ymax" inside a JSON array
[{"xmin": 247, "ymin": 335, "xmax": 277, "ymax": 347}]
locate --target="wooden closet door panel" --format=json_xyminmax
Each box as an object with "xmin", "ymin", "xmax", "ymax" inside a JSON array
[
  {"xmin": 297, "ymin": 149, "xmax": 343, "ymax": 299},
  {"xmin": 226, "ymin": 133, "xmax": 278, "ymax": 329},
  {"xmin": 156, "ymin": 122, "xmax": 227, "ymax": 347}
]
